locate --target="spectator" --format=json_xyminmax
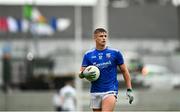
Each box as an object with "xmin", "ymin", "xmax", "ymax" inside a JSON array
[{"xmin": 59, "ymin": 78, "xmax": 76, "ymax": 111}]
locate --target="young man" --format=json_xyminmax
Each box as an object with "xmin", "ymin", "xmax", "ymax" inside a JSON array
[{"xmin": 79, "ymin": 28, "xmax": 134, "ymax": 112}]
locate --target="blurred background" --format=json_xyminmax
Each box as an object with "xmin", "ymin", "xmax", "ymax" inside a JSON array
[{"xmin": 0, "ymin": 0, "xmax": 180, "ymax": 111}]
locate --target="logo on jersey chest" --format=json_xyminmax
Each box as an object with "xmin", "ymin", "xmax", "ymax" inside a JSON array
[
  {"xmin": 98, "ymin": 55, "xmax": 103, "ymax": 60},
  {"xmin": 91, "ymin": 56, "xmax": 97, "ymax": 59},
  {"xmin": 98, "ymin": 53, "xmax": 103, "ymax": 60},
  {"xmin": 106, "ymin": 53, "xmax": 111, "ymax": 58},
  {"xmin": 96, "ymin": 60, "xmax": 112, "ymax": 69},
  {"xmin": 96, "ymin": 53, "xmax": 111, "ymax": 60}
]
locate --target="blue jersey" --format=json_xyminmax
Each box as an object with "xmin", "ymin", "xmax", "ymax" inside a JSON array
[{"xmin": 82, "ymin": 47, "xmax": 124, "ymax": 93}]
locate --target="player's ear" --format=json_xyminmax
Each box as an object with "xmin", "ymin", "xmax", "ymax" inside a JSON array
[{"xmin": 93, "ymin": 36, "xmax": 96, "ymax": 40}]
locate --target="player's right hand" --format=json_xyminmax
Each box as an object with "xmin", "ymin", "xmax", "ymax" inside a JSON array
[
  {"xmin": 79, "ymin": 71, "xmax": 85, "ymax": 78},
  {"xmin": 84, "ymin": 71, "xmax": 96, "ymax": 79},
  {"xmin": 79, "ymin": 71, "xmax": 96, "ymax": 79}
]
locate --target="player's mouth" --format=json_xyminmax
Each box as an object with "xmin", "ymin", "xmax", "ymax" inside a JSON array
[
  {"xmin": 102, "ymin": 41, "xmax": 106, "ymax": 43},
  {"xmin": 102, "ymin": 40, "xmax": 106, "ymax": 42}
]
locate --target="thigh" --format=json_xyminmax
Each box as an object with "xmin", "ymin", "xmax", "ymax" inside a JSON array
[{"xmin": 102, "ymin": 94, "xmax": 116, "ymax": 112}]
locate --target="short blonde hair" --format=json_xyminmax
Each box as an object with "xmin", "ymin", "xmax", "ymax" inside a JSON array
[{"xmin": 94, "ymin": 28, "xmax": 107, "ymax": 34}]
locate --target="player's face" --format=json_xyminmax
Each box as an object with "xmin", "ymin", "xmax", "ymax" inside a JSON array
[{"xmin": 94, "ymin": 32, "xmax": 107, "ymax": 47}]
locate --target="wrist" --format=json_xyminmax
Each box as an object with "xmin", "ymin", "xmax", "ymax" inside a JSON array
[
  {"xmin": 127, "ymin": 88, "xmax": 132, "ymax": 92},
  {"xmin": 79, "ymin": 71, "xmax": 85, "ymax": 78}
]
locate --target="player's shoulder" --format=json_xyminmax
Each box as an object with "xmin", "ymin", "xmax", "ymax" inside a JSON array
[
  {"xmin": 84, "ymin": 48, "xmax": 96, "ymax": 55},
  {"xmin": 107, "ymin": 47, "xmax": 124, "ymax": 56},
  {"xmin": 107, "ymin": 47, "xmax": 120, "ymax": 52}
]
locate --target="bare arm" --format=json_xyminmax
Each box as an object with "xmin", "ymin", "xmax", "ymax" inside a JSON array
[{"xmin": 118, "ymin": 64, "xmax": 132, "ymax": 89}]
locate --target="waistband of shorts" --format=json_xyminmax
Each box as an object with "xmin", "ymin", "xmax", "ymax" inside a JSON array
[{"xmin": 90, "ymin": 91, "xmax": 117, "ymax": 95}]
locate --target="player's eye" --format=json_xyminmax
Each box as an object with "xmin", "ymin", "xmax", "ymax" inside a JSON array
[{"xmin": 99, "ymin": 35, "xmax": 107, "ymax": 37}]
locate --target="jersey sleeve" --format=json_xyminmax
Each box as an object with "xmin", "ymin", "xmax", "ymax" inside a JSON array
[
  {"xmin": 81, "ymin": 53, "xmax": 90, "ymax": 67},
  {"xmin": 116, "ymin": 50, "xmax": 124, "ymax": 65}
]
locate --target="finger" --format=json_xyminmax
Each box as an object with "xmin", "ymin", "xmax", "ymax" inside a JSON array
[
  {"xmin": 86, "ymin": 75, "xmax": 95, "ymax": 79},
  {"xmin": 84, "ymin": 72, "xmax": 95, "ymax": 76},
  {"xmin": 90, "ymin": 75, "xmax": 96, "ymax": 78},
  {"xmin": 89, "ymin": 71, "xmax": 96, "ymax": 74}
]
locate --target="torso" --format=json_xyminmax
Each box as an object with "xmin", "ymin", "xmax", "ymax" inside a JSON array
[{"xmin": 82, "ymin": 47, "xmax": 124, "ymax": 93}]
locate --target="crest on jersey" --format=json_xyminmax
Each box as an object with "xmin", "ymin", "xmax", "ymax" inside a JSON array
[
  {"xmin": 106, "ymin": 53, "xmax": 111, "ymax": 58},
  {"xmin": 99, "ymin": 55, "xmax": 103, "ymax": 60},
  {"xmin": 98, "ymin": 53, "xmax": 103, "ymax": 60}
]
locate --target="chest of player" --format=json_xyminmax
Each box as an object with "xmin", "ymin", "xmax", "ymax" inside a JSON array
[{"xmin": 89, "ymin": 52, "xmax": 116, "ymax": 68}]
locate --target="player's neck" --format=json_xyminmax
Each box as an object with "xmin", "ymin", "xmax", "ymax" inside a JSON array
[{"xmin": 96, "ymin": 45, "xmax": 106, "ymax": 50}]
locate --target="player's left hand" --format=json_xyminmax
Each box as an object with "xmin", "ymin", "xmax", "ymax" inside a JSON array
[{"xmin": 126, "ymin": 88, "xmax": 134, "ymax": 104}]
